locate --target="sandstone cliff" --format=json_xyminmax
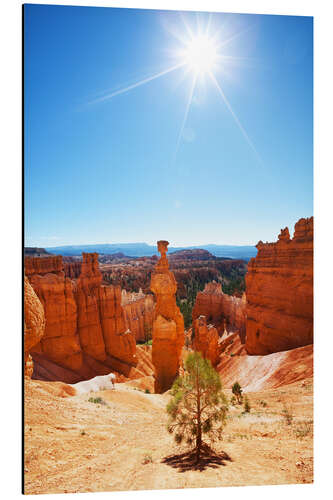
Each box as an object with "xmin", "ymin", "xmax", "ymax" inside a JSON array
[
  {"xmin": 122, "ymin": 289, "xmax": 155, "ymax": 342},
  {"xmin": 24, "ymin": 276, "xmax": 45, "ymax": 377},
  {"xmin": 192, "ymin": 315, "xmax": 219, "ymax": 366},
  {"xmin": 27, "ymin": 257, "xmax": 82, "ymax": 371},
  {"xmin": 192, "ymin": 281, "xmax": 246, "ymax": 340},
  {"xmin": 25, "ymin": 253, "xmax": 137, "ymax": 380},
  {"xmin": 245, "ymin": 217, "xmax": 313, "ymax": 355},
  {"xmin": 150, "ymin": 241, "xmax": 184, "ymax": 393}
]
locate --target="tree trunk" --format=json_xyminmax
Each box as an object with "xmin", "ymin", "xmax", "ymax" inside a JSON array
[
  {"xmin": 195, "ymin": 361, "xmax": 202, "ymax": 464},
  {"xmin": 196, "ymin": 427, "xmax": 202, "ymax": 463}
]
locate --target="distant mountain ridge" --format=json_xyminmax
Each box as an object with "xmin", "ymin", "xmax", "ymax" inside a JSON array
[{"xmin": 43, "ymin": 242, "xmax": 257, "ymax": 261}]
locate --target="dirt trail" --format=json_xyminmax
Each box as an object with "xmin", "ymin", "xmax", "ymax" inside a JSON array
[{"xmin": 24, "ymin": 377, "xmax": 313, "ymax": 494}]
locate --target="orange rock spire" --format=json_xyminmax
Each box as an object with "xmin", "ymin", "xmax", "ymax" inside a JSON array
[{"xmin": 150, "ymin": 240, "xmax": 184, "ymax": 393}]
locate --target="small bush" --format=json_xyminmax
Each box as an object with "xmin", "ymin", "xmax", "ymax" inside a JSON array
[
  {"xmin": 230, "ymin": 353, "xmax": 235, "ymax": 357},
  {"xmin": 282, "ymin": 402, "xmax": 293, "ymax": 425},
  {"xmin": 294, "ymin": 421, "xmax": 313, "ymax": 439},
  {"xmin": 243, "ymin": 396, "xmax": 251, "ymax": 413},
  {"xmin": 230, "ymin": 395, "xmax": 237, "ymax": 406},
  {"xmin": 80, "ymin": 429, "xmax": 86, "ymax": 436},
  {"xmin": 260, "ymin": 400, "xmax": 268, "ymax": 408},
  {"xmin": 142, "ymin": 453, "xmax": 153, "ymax": 464},
  {"xmin": 144, "ymin": 388, "xmax": 150, "ymax": 394},
  {"xmin": 232, "ymin": 381, "xmax": 243, "ymax": 404},
  {"xmin": 88, "ymin": 397, "xmax": 107, "ymax": 405}
]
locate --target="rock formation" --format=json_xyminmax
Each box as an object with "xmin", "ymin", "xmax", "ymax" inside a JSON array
[
  {"xmin": 75, "ymin": 253, "xmax": 107, "ymax": 361},
  {"xmin": 24, "ymin": 276, "xmax": 45, "ymax": 377},
  {"xmin": 150, "ymin": 241, "xmax": 184, "ymax": 393},
  {"xmin": 192, "ymin": 281, "xmax": 246, "ymax": 340},
  {"xmin": 63, "ymin": 259, "xmax": 81, "ymax": 279},
  {"xmin": 25, "ymin": 253, "xmax": 137, "ymax": 380},
  {"xmin": 26, "ymin": 257, "xmax": 82, "ymax": 371},
  {"xmin": 122, "ymin": 289, "xmax": 155, "ymax": 342},
  {"xmin": 192, "ymin": 315, "xmax": 219, "ymax": 366},
  {"xmin": 245, "ymin": 217, "xmax": 313, "ymax": 355}
]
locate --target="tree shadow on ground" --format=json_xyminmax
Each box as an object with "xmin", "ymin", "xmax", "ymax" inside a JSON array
[{"xmin": 161, "ymin": 443, "xmax": 232, "ymax": 472}]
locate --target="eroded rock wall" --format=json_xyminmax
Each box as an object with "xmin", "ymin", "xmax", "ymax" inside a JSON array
[
  {"xmin": 25, "ymin": 253, "xmax": 137, "ymax": 379},
  {"xmin": 27, "ymin": 258, "xmax": 82, "ymax": 371},
  {"xmin": 245, "ymin": 217, "xmax": 313, "ymax": 355},
  {"xmin": 192, "ymin": 315, "xmax": 219, "ymax": 366},
  {"xmin": 150, "ymin": 241, "xmax": 184, "ymax": 393},
  {"xmin": 192, "ymin": 281, "xmax": 246, "ymax": 340},
  {"xmin": 122, "ymin": 289, "xmax": 155, "ymax": 342}
]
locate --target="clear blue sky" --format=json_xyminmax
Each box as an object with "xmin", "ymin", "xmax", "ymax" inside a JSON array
[{"xmin": 24, "ymin": 5, "xmax": 313, "ymax": 247}]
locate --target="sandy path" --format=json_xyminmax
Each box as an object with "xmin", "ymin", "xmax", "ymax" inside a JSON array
[{"xmin": 24, "ymin": 379, "xmax": 313, "ymax": 494}]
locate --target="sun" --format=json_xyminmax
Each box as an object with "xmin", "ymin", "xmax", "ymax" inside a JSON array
[{"xmin": 182, "ymin": 35, "xmax": 218, "ymax": 74}]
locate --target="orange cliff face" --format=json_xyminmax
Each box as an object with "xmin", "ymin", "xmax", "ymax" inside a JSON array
[
  {"xmin": 192, "ymin": 281, "xmax": 246, "ymax": 340},
  {"xmin": 26, "ymin": 257, "xmax": 82, "ymax": 371},
  {"xmin": 192, "ymin": 315, "xmax": 219, "ymax": 367},
  {"xmin": 24, "ymin": 276, "xmax": 45, "ymax": 377},
  {"xmin": 122, "ymin": 289, "xmax": 155, "ymax": 342},
  {"xmin": 150, "ymin": 241, "xmax": 184, "ymax": 393},
  {"xmin": 25, "ymin": 253, "xmax": 137, "ymax": 380},
  {"xmin": 75, "ymin": 253, "xmax": 106, "ymax": 361},
  {"xmin": 245, "ymin": 217, "xmax": 313, "ymax": 355}
]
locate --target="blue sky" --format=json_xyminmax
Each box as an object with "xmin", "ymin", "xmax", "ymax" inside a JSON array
[{"xmin": 24, "ymin": 5, "xmax": 313, "ymax": 247}]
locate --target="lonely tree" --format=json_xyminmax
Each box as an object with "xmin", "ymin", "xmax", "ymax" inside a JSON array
[{"xmin": 166, "ymin": 351, "xmax": 228, "ymax": 463}]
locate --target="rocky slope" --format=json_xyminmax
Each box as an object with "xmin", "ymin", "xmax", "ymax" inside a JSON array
[
  {"xmin": 245, "ymin": 217, "xmax": 313, "ymax": 354},
  {"xmin": 150, "ymin": 241, "xmax": 184, "ymax": 393}
]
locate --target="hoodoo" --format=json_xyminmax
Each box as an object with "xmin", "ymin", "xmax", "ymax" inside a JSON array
[
  {"xmin": 150, "ymin": 241, "xmax": 184, "ymax": 393},
  {"xmin": 192, "ymin": 315, "xmax": 219, "ymax": 366},
  {"xmin": 245, "ymin": 217, "xmax": 313, "ymax": 354}
]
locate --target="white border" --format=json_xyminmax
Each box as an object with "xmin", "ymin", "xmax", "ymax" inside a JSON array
[{"xmin": 1, "ymin": 0, "xmax": 332, "ymax": 499}]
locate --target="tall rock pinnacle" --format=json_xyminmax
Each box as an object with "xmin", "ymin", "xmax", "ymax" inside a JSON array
[{"xmin": 150, "ymin": 240, "xmax": 184, "ymax": 393}]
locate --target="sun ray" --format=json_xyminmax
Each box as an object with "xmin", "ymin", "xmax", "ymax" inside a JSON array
[
  {"xmin": 88, "ymin": 62, "xmax": 185, "ymax": 105},
  {"xmin": 174, "ymin": 73, "xmax": 198, "ymax": 161},
  {"xmin": 216, "ymin": 23, "xmax": 257, "ymax": 51},
  {"xmin": 205, "ymin": 12, "xmax": 213, "ymax": 36},
  {"xmin": 179, "ymin": 12, "xmax": 195, "ymax": 41},
  {"xmin": 209, "ymin": 71, "xmax": 263, "ymax": 166}
]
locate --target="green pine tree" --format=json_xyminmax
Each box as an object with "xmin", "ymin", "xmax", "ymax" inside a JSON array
[{"xmin": 166, "ymin": 352, "xmax": 228, "ymax": 463}]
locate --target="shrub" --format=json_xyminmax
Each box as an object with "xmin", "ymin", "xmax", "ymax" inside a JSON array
[
  {"xmin": 230, "ymin": 395, "xmax": 236, "ymax": 406},
  {"xmin": 166, "ymin": 352, "xmax": 228, "ymax": 463},
  {"xmin": 145, "ymin": 388, "xmax": 150, "ymax": 394},
  {"xmin": 282, "ymin": 402, "xmax": 293, "ymax": 425},
  {"xmin": 232, "ymin": 382, "xmax": 243, "ymax": 404},
  {"xmin": 294, "ymin": 420, "xmax": 313, "ymax": 439},
  {"xmin": 88, "ymin": 397, "xmax": 107, "ymax": 405},
  {"xmin": 142, "ymin": 453, "xmax": 153, "ymax": 464},
  {"xmin": 243, "ymin": 396, "xmax": 251, "ymax": 413}
]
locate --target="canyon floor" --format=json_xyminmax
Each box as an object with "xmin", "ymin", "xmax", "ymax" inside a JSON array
[{"xmin": 24, "ymin": 376, "xmax": 313, "ymax": 494}]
